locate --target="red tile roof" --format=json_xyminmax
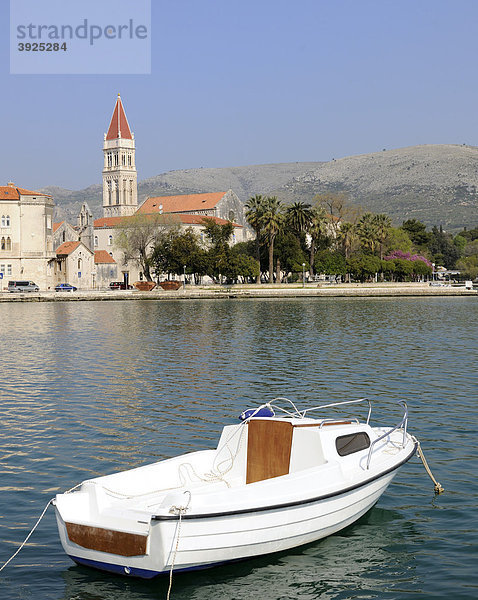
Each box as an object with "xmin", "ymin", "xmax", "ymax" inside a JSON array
[
  {"xmin": 16, "ymin": 187, "xmax": 51, "ymax": 197},
  {"xmin": 52, "ymin": 221, "xmax": 64, "ymax": 233},
  {"xmin": 94, "ymin": 250, "xmax": 116, "ymax": 264},
  {"xmin": 94, "ymin": 216, "xmax": 125, "ymax": 228},
  {"xmin": 56, "ymin": 241, "xmax": 81, "ymax": 256},
  {"xmin": 0, "ymin": 185, "xmax": 51, "ymax": 199},
  {"xmin": 137, "ymin": 192, "xmax": 226, "ymax": 214},
  {"xmin": 106, "ymin": 95, "xmax": 133, "ymax": 140},
  {"xmin": 94, "ymin": 213, "xmax": 241, "ymax": 229}
]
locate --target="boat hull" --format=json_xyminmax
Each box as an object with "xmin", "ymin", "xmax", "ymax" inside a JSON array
[{"xmin": 55, "ymin": 466, "xmax": 403, "ymax": 578}]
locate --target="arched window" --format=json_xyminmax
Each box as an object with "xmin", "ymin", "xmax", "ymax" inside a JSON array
[
  {"xmin": 6, "ymin": 237, "xmax": 11, "ymax": 251},
  {"xmin": 108, "ymin": 235, "xmax": 113, "ymax": 246},
  {"xmin": 78, "ymin": 258, "xmax": 82, "ymax": 270},
  {"xmin": 94, "ymin": 235, "xmax": 98, "ymax": 247},
  {"xmin": 0, "ymin": 237, "xmax": 5, "ymax": 250},
  {"xmin": 62, "ymin": 231, "xmax": 66, "ymax": 242},
  {"xmin": 1, "ymin": 216, "xmax": 5, "ymax": 227},
  {"xmin": 6, "ymin": 216, "xmax": 10, "ymax": 226}
]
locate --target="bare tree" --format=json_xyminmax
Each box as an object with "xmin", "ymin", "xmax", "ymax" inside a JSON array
[{"xmin": 114, "ymin": 213, "xmax": 175, "ymax": 281}]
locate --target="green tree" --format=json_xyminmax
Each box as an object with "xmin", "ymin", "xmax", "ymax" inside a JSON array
[
  {"xmin": 151, "ymin": 227, "xmax": 208, "ymax": 283},
  {"xmin": 202, "ymin": 218, "xmax": 235, "ymax": 282},
  {"xmin": 346, "ymin": 254, "xmax": 381, "ymax": 282},
  {"xmin": 314, "ymin": 250, "xmax": 346, "ymax": 277},
  {"xmin": 385, "ymin": 227, "xmax": 413, "ymax": 254},
  {"xmin": 453, "ymin": 235, "xmax": 467, "ymax": 254},
  {"xmin": 401, "ymin": 219, "xmax": 431, "ymax": 246},
  {"xmin": 274, "ymin": 231, "xmax": 308, "ymax": 279},
  {"xmin": 456, "ymin": 255, "xmax": 478, "ymax": 280},
  {"xmin": 428, "ymin": 226, "xmax": 460, "ymax": 268},
  {"xmin": 222, "ymin": 252, "xmax": 260, "ymax": 283},
  {"xmin": 245, "ymin": 194, "xmax": 266, "ymax": 283}
]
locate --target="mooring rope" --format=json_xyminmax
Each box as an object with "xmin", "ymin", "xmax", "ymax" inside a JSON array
[
  {"xmin": 166, "ymin": 490, "xmax": 192, "ymax": 600},
  {"xmin": 414, "ymin": 438, "xmax": 444, "ymax": 494},
  {"xmin": 0, "ymin": 498, "xmax": 53, "ymax": 574}
]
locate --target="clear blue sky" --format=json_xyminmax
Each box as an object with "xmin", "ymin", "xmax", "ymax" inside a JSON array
[{"xmin": 1, "ymin": 0, "xmax": 478, "ymax": 190}]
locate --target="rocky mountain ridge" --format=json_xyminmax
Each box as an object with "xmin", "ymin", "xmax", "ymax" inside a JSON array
[{"xmin": 42, "ymin": 144, "xmax": 478, "ymax": 231}]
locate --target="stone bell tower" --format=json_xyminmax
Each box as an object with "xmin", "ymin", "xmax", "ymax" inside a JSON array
[{"xmin": 102, "ymin": 94, "xmax": 138, "ymax": 218}]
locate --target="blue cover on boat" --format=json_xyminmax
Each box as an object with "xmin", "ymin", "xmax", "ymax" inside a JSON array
[{"xmin": 239, "ymin": 406, "xmax": 274, "ymax": 421}]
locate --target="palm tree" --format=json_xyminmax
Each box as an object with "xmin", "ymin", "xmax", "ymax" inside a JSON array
[
  {"xmin": 260, "ymin": 196, "xmax": 284, "ymax": 283},
  {"xmin": 308, "ymin": 205, "xmax": 329, "ymax": 278},
  {"xmin": 285, "ymin": 202, "xmax": 313, "ymax": 235},
  {"xmin": 337, "ymin": 222, "xmax": 356, "ymax": 260},
  {"xmin": 356, "ymin": 213, "xmax": 380, "ymax": 255},
  {"xmin": 245, "ymin": 194, "xmax": 266, "ymax": 283},
  {"xmin": 373, "ymin": 214, "xmax": 392, "ymax": 259}
]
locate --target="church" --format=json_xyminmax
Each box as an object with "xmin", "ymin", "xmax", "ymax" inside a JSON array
[
  {"xmin": 91, "ymin": 94, "xmax": 248, "ymax": 286},
  {"xmin": 0, "ymin": 95, "xmax": 248, "ymax": 290}
]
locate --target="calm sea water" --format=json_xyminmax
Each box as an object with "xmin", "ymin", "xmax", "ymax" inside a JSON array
[{"xmin": 0, "ymin": 297, "xmax": 477, "ymax": 600}]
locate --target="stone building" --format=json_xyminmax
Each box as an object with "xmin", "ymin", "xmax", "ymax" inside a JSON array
[
  {"xmin": 53, "ymin": 241, "xmax": 94, "ymax": 290},
  {"xmin": 77, "ymin": 202, "xmax": 94, "ymax": 251},
  {"xmin": 0, "ymin": 183, "xmax": 55, "ymax": 290},
  {"xmin": 53, "ymin": 221, "xmax": 78, "ymax": 248},
  {"xmin": 94, "ymin": 250, "xmax": 117, "ymax": 288}
]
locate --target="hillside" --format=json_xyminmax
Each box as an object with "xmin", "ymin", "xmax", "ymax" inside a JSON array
[
  {"xmin": 42, "ymin": 145, "xmax": 478, "ymax": 231},
  {"xmin": 273, "ymin": 144, "xmax": 478, "ymax": 230},
  {"xmin": 44, "ymin": 162, "xmax": 320, "ymax": 223}
]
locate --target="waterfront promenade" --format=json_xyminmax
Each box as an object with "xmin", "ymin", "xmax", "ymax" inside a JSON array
[{"xmin": 0, "ymin": 282, "xmax": 476, "ymax": 302}]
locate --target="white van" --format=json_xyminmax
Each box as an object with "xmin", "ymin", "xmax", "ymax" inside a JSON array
[{"xmin": 8, "ymin": 280, "xmax": 40, "ymax": 293}]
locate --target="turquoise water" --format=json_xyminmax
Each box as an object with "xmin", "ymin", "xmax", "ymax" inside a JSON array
[{"xmin": 0, "ymin": 297, "xmax": 476, "ymax": 599}]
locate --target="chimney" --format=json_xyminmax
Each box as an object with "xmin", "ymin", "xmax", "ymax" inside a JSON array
[{"xmin": 7, "ymin": 181, "xmax": 15, "ymax": 187}]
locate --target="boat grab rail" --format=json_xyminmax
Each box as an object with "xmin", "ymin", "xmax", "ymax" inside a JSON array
[
  {"xmin": 319, "ymin": 417, "xmax": 360, "ymax": 428},
  {"xmin": 295, "ymin": 397, "xmax": 372, "ymax": 424},
  {"xmin": 366, "ymin": 401, "xmax": 408, "ymax": 470}
]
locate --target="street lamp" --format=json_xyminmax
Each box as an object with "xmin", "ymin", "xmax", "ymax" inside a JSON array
[
  {"xmin": 183, "ymin": 265, "xmax": 186, "ymax": 289},
  {"xmin": 302, "ymin": 263, "xmax": 306, "ymax": 288}
]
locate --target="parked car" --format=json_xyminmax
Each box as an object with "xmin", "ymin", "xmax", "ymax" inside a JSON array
[
  {"xmin": 109, "ymin": 281, "xmax": 133, "ymax": 290},
  {"xmin": 55, "ymin": 283, "xmax": 78, "ymax": 292},
  {"xmin": 8, "ymin": 280, "xmax": 40, "ymax": 293}
]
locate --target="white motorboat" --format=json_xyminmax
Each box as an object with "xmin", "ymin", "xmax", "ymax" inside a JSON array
[{"xmin": 53, "ymin": 398, "xmax": 418, "ymax": 579}]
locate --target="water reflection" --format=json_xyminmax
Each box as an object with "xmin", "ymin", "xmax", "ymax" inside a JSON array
[{"xmin": 0, "ymin": 298, "xmax": 477, "ymax": 599}]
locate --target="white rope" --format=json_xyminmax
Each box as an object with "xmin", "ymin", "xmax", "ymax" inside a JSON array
[
  {"xmin": 413, "ymin": 438, "xmax": 444, "ymax": 494},
  {"xmin": 166, "ymin": 490, "xmax": 191, "ymax": 600},
  {"xmin": 0, "ymin": 498, "xmax": 53, "ymax": 574}
]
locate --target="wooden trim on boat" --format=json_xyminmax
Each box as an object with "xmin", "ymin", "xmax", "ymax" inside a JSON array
[
  {"xmin": 152, "ymin": 441, "xmax": 418, "ymax": 522},
  {"xmin": 246, "ymin": 419, "xmax": 293, "ymax": 484},
  {"xmin": 65, "ymin": 522, "xmax": 148, "ymax": 557}
]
